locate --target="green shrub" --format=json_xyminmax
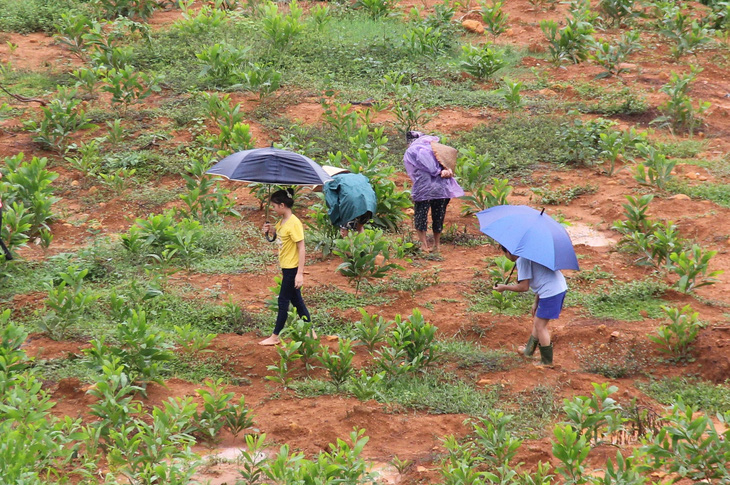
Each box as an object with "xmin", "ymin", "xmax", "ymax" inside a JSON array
[
  {"xmin": 669, "ymin": 244, "xmax": 723, "ymax": 293},
  {"xmin": 25, "ymin": 87, "xmax": 96, "ymax": 153},
  {"xmin": 1, "ymin": 152, "xmax": 59, "ymax": 234},
  {"xmin": 355, "ymin": 0, "xmax": 396, "ymax": 19},
  {"xmin": 100, "ymin": 66, "xmax": 163, "ymax": 108},
  {"xmin": 317, "ymin": 339, "xmax": 355, "ymax": 391},
  {"xmin": 260, "ymin": 0, "xmax": 304, "ymax": 50},
  {"xmin": 196, "ymin": 43, "xmax": 249, "ymax": 87},
  {"xmin": 84, "ymin": 310, "xmax": 174, "ymax": 389},
  {"xmin": 174, "ymin": 4, "xmax": 229, "ymax": 35},
  {"xmin": 652, "ymin": 69, "xmax": 710, "ymax": 136},
  {"xmin": 598, "ymin": 0, "xmax": 636, "ymax": 26},
  {"xmin": 590, "ymin": 31, "xmax": 641, "ymax": 78},
  {"xmin": 0, "ymin": 0, "xmax": 80, "ymax": 33},
  {"xmin": 39, "ymin": 265, "xmax": 99, "ymax": 340},
  {"xmin": 388, "ymin": 309, "xmax": 438, "ymax": 368},
  {"xmin": 459, "ymin": 43, "xmax": 506, "ymax": 80},
  {"xmin": 480, "ymin": 1, "xmax": 509, "ymax": 39},
  {"xmin": 94, "ymin": 0, "xmax": 158, "ymax": 21},
  {"xmin": 460, "ymin": 178, "xmax": 512, "ymax": 216},
  {"xmin": 334, "ymin": 229, "xmax": 405, "ymax": 295},
  {"xmin": 638, "ymin": 377, "xmax": 730, "ymax": 414},
  {"xmin": 540, "ymin": 15, "xmax": 595, "ymax": 64},
  {"xmin": 649, "ymin": 305, "xmax": 701, "ymax": 363},
  {"xmin": 657, "ymin": 3, "xmax": 711, "ymax": 59}
]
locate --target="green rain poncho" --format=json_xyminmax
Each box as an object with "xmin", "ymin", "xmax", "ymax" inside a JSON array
[{"xmin": 323, "ymin": 173, "xmax": 377, "ymax": 227}]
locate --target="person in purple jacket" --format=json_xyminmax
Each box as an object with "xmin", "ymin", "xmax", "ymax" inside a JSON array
[{"xmin": 403, "ymin": 131, "xmax": 464, "ymax": 253}]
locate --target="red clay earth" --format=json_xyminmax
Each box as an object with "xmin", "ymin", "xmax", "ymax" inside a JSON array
[{"xmin": 3, "ymin": 0, "xmax": 730, "ymax": 483}]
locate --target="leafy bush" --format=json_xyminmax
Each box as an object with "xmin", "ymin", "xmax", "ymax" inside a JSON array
[
  {"xmin": 496, "ymin": 78, "xmax": 523, "ymax": 113},
  {"xmin": 100, "ymin": 66, "xmax": 163, "ymax": 108},
  {"xmin": 460, "ymin": 178, "xmax": 512, "ymax": 216},
  {"xmin": 239, "ymin": 63, "xmax": 283, "ymax": 99},
  {"xmin": 652, "ymin": 69, "xmax": 710, "ymax": 136},
  {"xmin": 121, "ymin": 212, "xmax": 206, "ymax": 268},
  {"xmin": 85, "ymin": 310, "xmax": 174, "ymax": 388},
  {"xmin": 354, "ymin": 309, "xmax": 391, "ymax": 352},
  {"xmin": 260, "ymin": 0, "xmax": 304, "ymax": 50},
  {"xmin": 179, "ymin": 155, "xmax": 239, "ymax": 222},
  {"xmin": 649, "ymin": 305, "xmax": 701, "ymax": 363},
  {"xmin": 657, "ymin": 3, "xmax": 712, "ymax": 59},
  {"xmin": 404, "ymin": 24, "xmax": 450, "ymax": 58},
  {"xmin": 481, "ymin": 1, "xmax": 509, "ymax": 39},
  {"xmin": 590, "ymin": 31, "xmax": 641, "ymax": 78},
  {"xmin": 598, "ymin": 0, "xmax": 636, "ymax": 27},
  {"xmin": 387, "ymin": 309, "xmax": 438, "ymax": 368},
  {"xmin": 174, "ymin": 4, "xmax": 229, "ymax": 35},
  {"xmin": 0, "ymin": 0, "xmax": 80, "ymax": 33},
  {"xmin": 459, "ymin": 43, "xmax": 506, "ymax": 80},
  {"xmin": 558, "ymin": 117, "xmax": 615, "ymax": 165},
  {"xmin": 355, "ymin": 0, "xmax": 396, "ymax": 19},
  {"xmin": 540, "ymin": 15, "xmax": 595, "ymax": 64},
  {"xmin": 94, "ymin": 0, "xmax": 158, "ymax": 21},
  {"xmin": 334, "ymin": 229, "xmax": 405, "ymax": 295},
  {"xmin": 562, "ymin": 382, "xmax": 623, "ymax": 444},
  {"xmin": 25, "ymin": 87, "xmax": 96, "ymax": 153},
  {"xmin": 39, "ymin": 265, "xmax": 99, "ymax": 340},
  {"xmin": 196, "ymin": 43, "xmax": 249, "ymax": 87},
  {"xmin": 1, "ymin": 152, "xmax": 59, "ymax": 234},
  {"xmin": 266, "ymin": 340, "xmax": 302, "ymax": 388},
  {"xmin": 318, "ymin": 339, "xmax": 355, "ymax": 390},
  {"xmin": 669, "ymin": 244, "xmax": 723, "ymax": 293}
]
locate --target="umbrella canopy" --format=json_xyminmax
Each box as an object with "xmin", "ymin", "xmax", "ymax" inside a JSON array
[
  {"xmin": 476, "ymin": 205, "xmax": 579, "ymax": 271},
  {"xmin": 206, "ymin": 147, "xmax": 333, "ymax": 186}
]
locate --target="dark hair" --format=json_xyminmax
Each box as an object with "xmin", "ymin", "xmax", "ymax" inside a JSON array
[
  {"xmin": 406, "ymin": 131, "xmax": 422, "ymax": 143},
  {"xmin": 270, "ymin": 188, "xmax": 294, "ymax": 208}
]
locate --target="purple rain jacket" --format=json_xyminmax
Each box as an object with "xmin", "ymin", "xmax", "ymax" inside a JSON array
[{"xmin": 403, "ymin": 135, "xmax": 465, "ymax": 202}]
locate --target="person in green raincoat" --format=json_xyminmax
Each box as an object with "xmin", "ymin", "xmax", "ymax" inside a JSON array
[{"xmin": 322, "ymin": 167, "xmax": 377, "ymax": 237}]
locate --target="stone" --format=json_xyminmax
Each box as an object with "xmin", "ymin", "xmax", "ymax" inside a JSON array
[
  {"xmin": 417, "ymin": 466, "xmax": 428, "ymax": 473},
  {"xmin": 699, "ymin": 176, "xmax": 708, "ymax": 181},
  {"xmin": 326, "ymin": 335, "xmax": 339, "ymax": 342},
  {"xmin": 88, "ymin": 186, "xmax": 99, "ymax": 195},
  {"xmin": 597, "ymin": 324, "xmax": 606, "ymax": 334},
  {"xmin": 686, "ymin": 172, "xmax": 699, "ymax": 180},
  {"xmin": 610, "ymin": 331, "xmax": 621, "ymax": 339},
  {"xmin": 669, "ymin": 194, "xmax": 691, "ymax": 201},
  {"xmin": 477, "ymin": 378, "xmax": 491, "ymax": 386},
  {"xmin": 462, "ymin": 20, "xmax": 484, "ymax": 34},
  {"xmin": 639, "ymin": 309, "xmax": 649, "ymax": 318},
  {"xmin": 70, "ymin": 180, "xmax": 80, "ymax": 187}
]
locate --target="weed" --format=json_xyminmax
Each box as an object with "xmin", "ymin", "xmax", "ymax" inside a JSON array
[
  {"xmin": 265, "ymin": 339, "xmax": 301, "ymax": 388},
  {"xmin": 349, "ymin": 369, "xmax": 385, "ymax": 400},
  {"xmin": 356, "ymin": 0, "xmax": 396, "ymax": 19},
  {"xmin": 657, "ymin": 3, "xmax": 712, "ymax": 59},
  {"xmin": 574, "ymin": 337, "xmax": 650, "ymax": 378},
  {"xmin": 540, "ymin": 13, "xmax": 595, "ymax": 64},
  {"xmin": 598, "ymin": 0, "xmax": 636, "ymax": 27},
  {"xmin": 260, "ymin": 0, "xmax": 304, "ymax": 50},
  {"xmin": 581, "ymin": 278, "xmax": 667, "ymax": 321},
  {"xmin": 531, "ymin": 183, "xmax": 597, "ymax": 205},
  {"xmin": 496, "ymin": 78, "xmax": 523, "ymax": 113},
  {"xmin": 650, "ymin": 305, "xmax": 701, "ymax": 363},
  {"xmin": 653, "ymin": 69, "xmax": 710, "ymax": 136},
  {"xmin": 638, "ymin": 377, "xmax": 730, "ymax": 415}
]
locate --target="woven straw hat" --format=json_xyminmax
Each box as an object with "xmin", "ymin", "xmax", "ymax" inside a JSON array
[
  {"xmin": 322, "ymin": 165, "xmax": 350, "ymax": 177},
  {"xmin": 431, "ymin": 142, "xmax": 458, "ymax": 171}
]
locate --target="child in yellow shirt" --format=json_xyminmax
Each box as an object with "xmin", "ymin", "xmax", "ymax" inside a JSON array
[{"xmin": 260, "ymin": 189, "xmax": 312, "ymax": 345}]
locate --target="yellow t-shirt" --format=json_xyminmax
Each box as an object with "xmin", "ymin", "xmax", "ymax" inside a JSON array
[{"xmin": 275, "ymin": 215, "xmax": 304, "ymax": 269}]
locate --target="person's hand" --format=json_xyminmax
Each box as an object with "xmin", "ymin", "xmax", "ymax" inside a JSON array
[
  {"xmin": 531, "ymin": 302, "xmax": 537, "ymax": 317},
  {"xmin": 263, "ymin": 222, "xmax": 272, "ymax": 235},
  {"xmin": 440, "ymin": 168, "xmax": 454, "ymax": 178},
  {"xmin": 295, "ymin": 272, "xmax": 304, "ymax": 289},
  {"xmin": 493, "ymin": 284, "xmax": 505, "ymax": 293}
]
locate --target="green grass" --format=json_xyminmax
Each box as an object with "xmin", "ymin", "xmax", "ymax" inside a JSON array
[
  {"xmin": 0, "ymin": 0, "xmax": 84, "ymax": 33},
  {"xmin": 505, "ymin": 384, "xmax": 561, "ymax": 439},
  {"xmin": 569, "ymin": 82, "xmax": 649, "ymax": 115},
  {"xmin": 306, "ymin": 284, "xmax": 392, "ymax": 311},
  {"xmin": 454, "ymin": 115, "xmax": 573, "ymax": 175},
  {"xmin": 573, "ymin": 278, "xmax": 668, "ymax": 321},
  {"xmin": 638, "ymin": 377, "xmax": 730, "ymax": 414},
  {"xmin": 668, "ymin": 180, "xmax": 730, "ymax": 208},
  {"xmin": 377, "ymin": 368, "xmax": 499, "ymax": 416},
  {"xmin": 439, "ymin": 338, "xmax": 518, "ymax": 372}
]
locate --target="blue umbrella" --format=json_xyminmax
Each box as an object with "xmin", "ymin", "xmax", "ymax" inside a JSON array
[
  {"xmin": 206, "ymin": 147, "xmax": 333, "ymax": 240},
  {"xmin": 476, "ymin": 205, "xmax": 579, "ymax": 271}
]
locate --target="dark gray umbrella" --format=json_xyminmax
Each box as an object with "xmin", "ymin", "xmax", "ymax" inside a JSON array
[
  {"xmin": 206, "ymin": 147, "xmax": 332, "ymax": 185},
  {"xmin": 206, "ymin": 148, "xmax": 333, "ymax": 241}
]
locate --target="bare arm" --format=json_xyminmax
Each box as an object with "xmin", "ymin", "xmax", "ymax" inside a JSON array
[
  {"xmin": 494, "ymin": 279, "xmax": 530, "ymax": 293},
  {"xmin": 295, "ymin": 239, "xmax": 305, "ymax": 288}
]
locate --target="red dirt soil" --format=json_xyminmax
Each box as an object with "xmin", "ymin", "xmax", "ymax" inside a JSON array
[{"xmin": 3, "ymin": 0, "xmax": 730, "ymax": 482}]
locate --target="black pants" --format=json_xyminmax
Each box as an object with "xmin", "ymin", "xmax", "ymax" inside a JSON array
[
  {"xmin": 0, "ymin": 207, "xmax": 11, "ymax": 260},
  {"xmin": 414, "ymin": 198, "xmax": 450, "ymax": 233},
  {"xmin": 273, "ymin": 267, "xmax": 311, "ymax": 335}
]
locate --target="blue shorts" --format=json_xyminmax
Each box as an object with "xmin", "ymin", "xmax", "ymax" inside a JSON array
[{"xmin": 536, "ymin": 291, "xmax": 567, "ymax": 320}]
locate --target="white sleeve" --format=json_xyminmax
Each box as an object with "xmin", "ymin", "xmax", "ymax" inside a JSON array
[{"xmin": 516, "ymin": 258, "xmax": 532, "ymax": 282}]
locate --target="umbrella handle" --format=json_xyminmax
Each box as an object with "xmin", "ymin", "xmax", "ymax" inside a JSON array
[
  {"xmin": 265, "ymin": 226, "xmax": 276, "ymax": 243},
  {"xmin": 503, "ymin": 266, "xmax": 516, "ymax": 285}
]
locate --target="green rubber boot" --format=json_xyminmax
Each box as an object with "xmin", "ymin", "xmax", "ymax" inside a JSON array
[
  {"xmin": 538, "ymin": 343, "xmax": 553, "ymax": 366},
  {"xmin": 523, "ymin": 335, "xmax": 539, "ymax": 357}
]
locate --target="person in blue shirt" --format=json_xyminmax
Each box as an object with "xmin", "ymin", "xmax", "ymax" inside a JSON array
[{"xmin": 493, "ymin": 245, "xmax": 568, "ymax": 366}]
